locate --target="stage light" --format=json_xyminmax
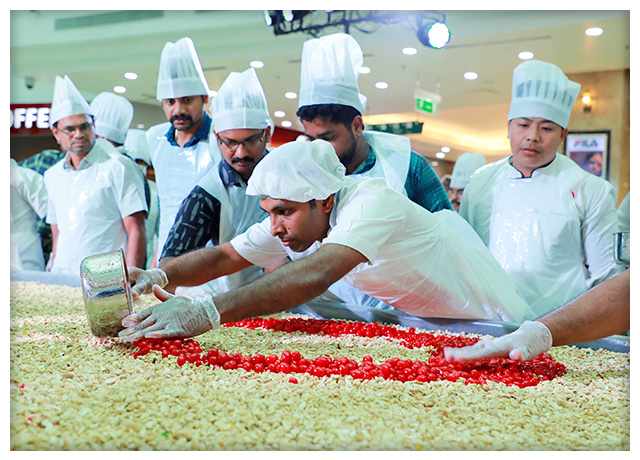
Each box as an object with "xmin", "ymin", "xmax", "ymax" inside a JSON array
[{"xmin": 417, "ymin": 21, "xmax": 450, "ymax": 49}]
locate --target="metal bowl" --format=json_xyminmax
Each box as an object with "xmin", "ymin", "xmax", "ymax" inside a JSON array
[
  {"xmin": 614, "ymin": 232, "xmax": 630, "ymax": 265},
  {"xmin": 80, "ymin": 249, "xmax": 135, "ymax": 337}
]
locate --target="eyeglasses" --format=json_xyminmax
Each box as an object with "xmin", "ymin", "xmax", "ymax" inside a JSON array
[
  {"xmin": 55, "ymin": 122, "xmax": 94, "ymax": 137},
  {"xmin": 217, "ymin": 130, "xmax": 266, "ymax": 151}
]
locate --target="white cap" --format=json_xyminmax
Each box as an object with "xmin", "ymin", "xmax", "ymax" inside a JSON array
[
  {"xmin": 124, "ymin": 129, "xmax": 151, "ymax": 165},
  {"xmin": 507, "ymin": 60, "xmax": 581, "ymax": 128},
  {"xmin": 247, "ymin": 139, "xmax": 347, "ymax": 202},
  {"xmin": 49, "ymin": 75, "xmax": 93, "ymax": 126},
  {"xmin": 211, "ymin": 68, "xmax": 273, "ymax": 134},
  {"xmin": 156, "ymin": 37, "xmax": 210, "ymax": 101},
  {"xmin": 90, "ymin": 92, "xmax": 134, "ymax": 144},
  {"xmin": 450, "ymin": 153, "xmax": 486, "ymax": 189},
  {"xmin": 298, "ymin": 33, "xmax": 367, "ymax": 113}
]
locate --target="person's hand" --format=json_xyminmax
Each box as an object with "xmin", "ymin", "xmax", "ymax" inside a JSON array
[
  {"xmin": 118, "ymin": 285, "xmax": 220, "ymax": 341},
  {"xmin": 128, "ymin": 267, "xmax": 168, "ymax": 298},
  {"xmin": 444, "ymin": 321, "xmax": 553, "ymax": 362}
]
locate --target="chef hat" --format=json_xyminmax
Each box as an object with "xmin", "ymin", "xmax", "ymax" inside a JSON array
[
  {"xmin": 49, "ymin": 75, "xmax": 93, "ymax": 126},
  {"xmin": 156, "ymin": 37, "xmax": 210, "ymax": 101},
  {"xmin": 90, "ymin": 92, "xmax": 134, "ymax": 145},
  {"xmin": 298, "ymin": 33, "xmax": 367, "ymax": 113},
  {"xmin": 450, "ymin": 153, "xmax": 486, "ymax": 189},
  {"xmin": 211, "ymin": 68, "xmax": 274, "ymax": 134},
  {"xmin": 246, "ymin": 139, "xmax": 347, "ymax": 202},
  {"xmin": 508, "ymin": 60, "xmax": 581, "ymax": 128},
  {"xmin": 124, "ymin": 129, "xmax": 151, "ymax": 165}
]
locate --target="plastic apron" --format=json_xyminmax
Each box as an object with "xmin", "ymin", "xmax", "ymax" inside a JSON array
[
  {"xmin": 307, "ymin": 130, "xmax": 413, "ymax": 309},
  {"xmin": 487, "ymin": 163, "xmax": 590, "ymax": 316},
  {"xmin": 174, "ymin": 166, "xmax": 267, "ymax": 298},
  {"xmin": 147, "ymin": 124, "xmax": 217, "ymax": 265}
]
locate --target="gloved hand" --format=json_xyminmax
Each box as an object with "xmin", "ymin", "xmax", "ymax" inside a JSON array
[
  {"xmin": 443, "ymin": 321, "xmax": 553, "ymax": 362},
  {"xmin": 128, "ymin": 267, "xmax": 168, "ymax": 298},
  {"xmin": 118, "ymin": 285, "xmax": 220, "ymax": 341}
]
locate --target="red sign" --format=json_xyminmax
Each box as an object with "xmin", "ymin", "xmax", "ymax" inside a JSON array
[{"xmin": 10, "ymin": 104, "xmax": 52, "ymax": 135}]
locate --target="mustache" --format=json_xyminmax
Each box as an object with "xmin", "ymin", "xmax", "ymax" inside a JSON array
[
  {"xmin": 170, "ymin": 114, "xmax": 193, "ymax": 123},
  {"xmin": 232, "ymin": 157, "xmax": 255, "ymax": 164}
]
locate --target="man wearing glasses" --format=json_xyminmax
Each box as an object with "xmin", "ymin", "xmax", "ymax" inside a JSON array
[
  {"xmin": 152, "ymin": 68, "xmax": 272, "ymax": 297},
  {"xmin": 44, "ymin": 75, "xmax": 147, "ymax": 275}
]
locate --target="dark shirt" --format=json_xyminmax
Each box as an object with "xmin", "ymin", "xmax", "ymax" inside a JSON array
[{"xmin": 163, "ymin": 112, "xmax": 212, "ymax": 147}]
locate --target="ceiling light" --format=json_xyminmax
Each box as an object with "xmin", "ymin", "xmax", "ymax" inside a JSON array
[
  {"xmin": 417, "ymin": 21, "xmax": 450, "ymax": 49},
  {"xmin": 124, "ymin": 72, "xmax": 138, "ymax": 80},
  {"xmin": 113, "ymin": 86, "xmax": 126, "ymax": 93},
  {"xmin": 250, "ymin": 60, "xmax": 264, "ymax": 69},
  {"xmin": 464, "ymin": 72, "xmax": 478, "ymax": 80},
  {"xmin": 209, "ymin": 90, "xmax": 218, "ymax": 98},
  {"xmin": 518, "ymin": 51, "xmax": 534, "ymax": 60},
  {"xmin": 282, "ymin": 10, "xmax": 294, "ymax": 22},
  {"xmin": 285, "ymin": 92, "xmax": 297, "ymax": 99},
  {"xmin": 263, "ymin": 10, "xmax": 273, "ymax": 26},
  {"xmin": 281, "ymin": 120, "xmax": 293, "ymax": 128},
  {"xmin": 586, "ymin": 27, "xmax": 603, "ymax": 36},
  {"xmin": 431, "ymin": 161, "xmax": 439, "ymax": 167},
  {"xmin": 402, "ymin": 47, "xmax": 417, "ymax": 55},
  {"xmin": 359, "ymin": 66, "xmax": 371, "ymax": 74},
  {"xmin": 375, "ymin": 81, "xmax": 389, "ymax": 89},
  {"xmin": 435, "ymin": 151, "xmax": 446, "ymax": 159},
  {"xmin": 274, "ymin": 111, "xmax": 286, "ymax": 118},
  {"xmin": 441, "ymin": 146, "xmax": 451, "ymax": 153}
]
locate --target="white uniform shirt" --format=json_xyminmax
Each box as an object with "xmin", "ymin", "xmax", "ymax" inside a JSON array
[
  {"xmin": 460, "ymin": 153, "xmax": 622, "ymax": 316},
  {"xmin": 44, "ymin": 141, "xmax": 147, "ymax": 276},
  {"xmin": 10, "ymin": 159, "xmax": 48, "ymax": 271},
  {"xmin": 231, "ymin": 177, "xmax": 535, "ymax": 323}
]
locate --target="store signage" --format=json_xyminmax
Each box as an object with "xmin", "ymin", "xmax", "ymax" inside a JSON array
[
  {"xmin": 414, "ymin": 89, "xmax": 441, "ymax": 117},
  {"xmin": 367, "ymin": 121, "xmax": 423, "ymax": 135},
  {"xmin": 10, "ymin": 104, "xmax": 52, "ymax": 135}
]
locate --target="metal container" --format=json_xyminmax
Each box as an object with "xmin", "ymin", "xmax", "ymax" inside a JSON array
[
  {"xmin": 614, "ymin": 232, "xmax": 630, "ymax": 265},
  {"xmin": 80, "ymin": 249, "xmax": 135, "ymax": 337}
]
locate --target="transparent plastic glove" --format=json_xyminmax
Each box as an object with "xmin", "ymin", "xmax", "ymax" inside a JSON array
[
  {"xmin": 443, "ymin": 321, "xmax": 553, "ymax": 362},
  {"xmin": 128, "ymin": 267, "xmax": 168, "ymax": 298},
  {"xmin": 118, "ymin": 285, "xmax": 220, "ymax": 341}
]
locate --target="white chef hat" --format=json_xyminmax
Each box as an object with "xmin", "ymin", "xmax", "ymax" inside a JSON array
[
  {"xmin": 124, "ymin": 129, "xmax": 151, "ymax": 165},
  {"xmin": 298, "ymin": 33, "xmax": 367, "ymax": 113},
  {"xmin": 508, "ymin": 60, "xmax": 581, "ymax": 128},
  {"xmin": 49, "ymin": 75, "xmax": 93, "ymax": 126},
  {"xmin": 211, "ymin": 68, "xmax": 274, "ymax": 134},
  {"xmin": 90, "ymin": 92, "xmax": 134, "ymax": 145},
  {"xmin": 450, "ymin": 153, "xmax": 486, "ymax": 189},
  {"xmin": 156, "ymin": 37, "xmax": 210, "ymax": 101},
  {"xmin": 246, "ymin": 139, "xmax": 347, "ymax": 202}
]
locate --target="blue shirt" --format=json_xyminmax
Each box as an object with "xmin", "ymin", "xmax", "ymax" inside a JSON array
[{"xmin": 163, "ymin": 112, "xmax": 212, "ymax": 147}]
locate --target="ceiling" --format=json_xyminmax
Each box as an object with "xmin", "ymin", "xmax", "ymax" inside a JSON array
[{"xmin": 9, "ymin": 9, "xmax": 631, "ymax": 163}]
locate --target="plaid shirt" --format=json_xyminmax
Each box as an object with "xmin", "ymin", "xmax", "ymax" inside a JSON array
[
  {"xmin": 353, "ymin": 149, "xmax": 452, "ymax": 212},
  {"xmin": 18, "ymin": 149, "xmax": 65, "ymax": 175}
]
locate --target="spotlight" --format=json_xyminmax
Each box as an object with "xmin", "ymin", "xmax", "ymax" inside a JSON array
[
  {"xmin": 417, "ymin": 21, "xmax": 450, "ymax": 49},
  {"xmin": 282, "ymin": 10, "xmax": 294, "ymax": 22},
  {"xmin": 263, "ymin": 10, "xmax": 273, "ymax": 26}
]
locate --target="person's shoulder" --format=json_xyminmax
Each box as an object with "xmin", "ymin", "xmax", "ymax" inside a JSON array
[{"xmin": 466, "ymin": 157, "xmax": 506, "ymax": 184}]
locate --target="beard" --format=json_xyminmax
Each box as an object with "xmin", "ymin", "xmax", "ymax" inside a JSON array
[{"xmin": 338, "ymin": 135, "xmax": 359, "ymax": 170}]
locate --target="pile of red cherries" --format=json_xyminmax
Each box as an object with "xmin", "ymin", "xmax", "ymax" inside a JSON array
[{"xmin": 131, "ymin": 317, "xmax": 566, "ymax": 388}]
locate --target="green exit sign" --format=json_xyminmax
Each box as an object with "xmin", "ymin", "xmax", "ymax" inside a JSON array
[{"xmin": 415, "ymin": 97, "xmax": 439, "ymax": 116}]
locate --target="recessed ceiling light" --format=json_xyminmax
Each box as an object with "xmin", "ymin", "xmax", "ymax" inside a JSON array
[
  {"xmin": 586, "ymin": 27, "xmax": 603, "ymax": 36},
  {"xmin": 402, "ymin": 47, "xmax": 417, "ymax": 55},
  {"xmin": 375, "ymin": 81, "xmax": 389, "ymax": 89},
  {"xmin": 431, "ymin": 161, "xmax": 439, "ymax": 167},
  {"xmin": 359, "ymin": 66, "xmax": 371, "ymax": 74},
  {"xmin": 124, "ymin": 72, "xmax": 138, "ymax": 80},
  {"xmin": 518, "ymin": 51, "xmax": 534, "ymax": 60},
  {"xmin": 274, "ymin": 110, "xmax": 286, "ymax": 118},
  {"xmin": 285, "ymin": 92, "xmax": 297, "ymax": 99},
  {"xmin": 250, "ymin": 60, "xmax": 264, "ymax": 69},
  {"xmin": 435, "ymin": 151, "xmax": 446, "ymax": 159},
  {"xmin": 281, "ymin": 120, "xmax": 293, "ymax": 128},
  {"xmin": 464, "ymin": 72, "xmax": 478, "ymax": 80},
  {"xmin": 113, "ymin": 86, "xmax": 126, "ymax": 93},
  {"xmin": 441, "ymin": 146, "xmax": 451, "ymax": 153},
  {"xmin": 136, "ymin": 123, "xmax": 145, "ymax": 129}
]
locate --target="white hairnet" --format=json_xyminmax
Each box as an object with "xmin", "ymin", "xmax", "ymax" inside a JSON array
[
  {"xmin": 298, "ymin": 33, "xmax": 367, "ymax": 113},
  {"xmin": 450, "ymin": 153, "xmax": 486, "ymax": 189},
  {"xmin": 124, "ymin": 129, "xmax": 150, "ymax": 165},
  {"xmin": 49, "ymin": 75, "xmax": 93, "ymax": 126},
  {"xmin": 90, "ymin": 92, "xmax": 134, "ymax": 144},
  {"xmin": 156, "ymin": 37, "xmax": 210, "ymax": 101},
  {"xmin": 508, "ymin": 60, "xmax": 581, "ymax": 128},
  {"xmin": 246, "ymin": 139, "xmax": 347, "ymax": 202},
  {"xmin": 211, "ymin": 68, "xmax": 273, "ymax": 133}
]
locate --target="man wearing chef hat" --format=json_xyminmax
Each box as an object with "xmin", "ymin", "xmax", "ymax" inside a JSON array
[
  {"xmin": 119, "ymin": 139, "xmax": 536, "ymax": 341},
  {"xmin": 146, "ymin": 37, "xmax": 217, "ymax": 267},
  {"xmin": 44, "ymin": 75, "xmax": 147, "ymax": 275},
  {"xmin": 291, "ymin": 33, "xmax": 452, "ymax": 310},
  {"xmin": 447, "ymin": 152, "xmax": 486, "ymax": 212},
  {"xmin": 459, "ymin": 60, "xmax": 622, "ymax": 317},
  {"xmin": 153, "ymin": 67, "xmax": 272, "ymax": 296}
]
